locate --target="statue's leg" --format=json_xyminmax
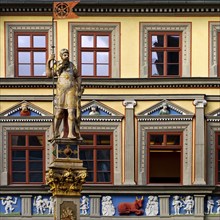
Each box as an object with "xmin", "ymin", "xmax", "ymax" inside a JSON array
[
  {"xmin": 54, "ymin": 109, "xmax": 63, "ymax": 138},
  {"xmin": 67, "ymin": 109, "xmax": 76, "ymax": 139}
]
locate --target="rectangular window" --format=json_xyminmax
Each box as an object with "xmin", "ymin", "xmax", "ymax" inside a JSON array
[
  {"xmin": 78, "ymin": 32, "xmax": 111, "ymax": 77},
  {"xmin": 9, "ymin": 132, "xmax": 45, "ymax": 184},
  {"xmin": 147, "ymin": 132, "xmax": 182, "ymax": 184},
  {"xmin": 216, "ymin": 132, "xmax": 220, "ymax": 183},
  {"xmin": 218, "ymin": 32, "xmax": 220, "ymax": 77},
  {"xmin": 149, "ymin": 32, "xmax": 182, "ymax": 77},
  {"xmin": 79, "ymin": 133, "xmax": 113, "ymax": 184},
  {"xmin": 15, "ymin": 33, "xmax": 48, "ymax": 77}
]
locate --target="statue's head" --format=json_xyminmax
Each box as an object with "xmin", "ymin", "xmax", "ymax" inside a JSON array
[{"xmin": 59, "ymin": 48, "xmax": 69, "ymax": 58}]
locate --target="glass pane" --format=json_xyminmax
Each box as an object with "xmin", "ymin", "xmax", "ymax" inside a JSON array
[
  {"xmin": 97, "ymin": 161, "xmax": 110, "ymax": 171},
  {"xmin": 12, "ymin": 161, "xmax": 26, "ymax": 171},
  {"xmin": 29, "ymin": 151, "xmax": 42, "ymax": 160},
  {"xmin": 152, "ymin": 64, "xmax": 163, "ymax": 76},
  {"xmin": 97, "ymin": 172, "xmax": 110, "ymax": 182},
  {"xmin": 167, "ymin": 64, "xmax": 179, "ymax": 75},
  {"xmin": 167, "ymin": 35, "xmax": 179, "ymax": 47},
  {"xmin": 29, "ymin": 162, "xmax": 42, "ymax": 171},
  {"xmin": 218, "ymin": 135, "xmax": 220, "ymax": 145},
  {"xmin": 97, "ymin": 36, "xmax": 109, "ymax": 48},
  {"xmin": 29, "ymin": 135, "xmax": 43, "ymax": 146},
  {"xmin": 152, "ymin": 52, "xmax": 163, "ymax": 63},
  {"xmin": 97, "ymin": 65, "xmax": 109, "ymax": 76},
  {"xmin": 97, "ymin": 52, "xmax": 109, "ymax": 63},
  {"xmin": 34, "ymin": 65, "xmax": 46, "ymax": 76},
  {"xmin": 33, "ymin": 36, "xmax": 46, "ymax": 47},
  {"xmin": 12, "ymin": 151, "xmax": 26, "ymax": 160},
  {"xmin": 82, "ymin": 52, "xmax": 94, "ymax": 63},
  {"xmin": 29, "ymin": 172, "xmax": 43, "ymax": 182},
  {"xmin": 167, "ymin": 52, "xmax": 179, "ymax": 63},
  {"xmin": 18, "ymin": 52, "xmax": 30, "ymax": 63},
  {"xmin": 12, "ymin": 136, "xmax": 25, "ymax": 146},
  {"xmin": 81, "ymin": 36, "xmax": 94, "ymax": 47},
  {"xmin": 167, "ymin": 135, "xmax": 180, "ymax": 145},
  {"xmin": 80, "ymin": 150, "xmax": 93, "ymax": 160},
  {"xmin": 81, "ymin": 135, "xmax": 93, "ymax": 145},
  {"xmin": 12, "ymin": 172, "xmax": 26, "ymax": 182},
  {"xmin": 18, "ymin": 64, "xmax": 31, "ymax": 76},
  {"xmin": 18, "ymin": 36, "xmax": 30, "ymax": 47},
  {"xmin": 152, "ymin": 35, "xmax": 164, "ymax": 47},
  {"xmin": 81, "ymin": 64, "xmax": 94, "ymax": 76},
  {"xmin": 150, "ymin": 134, "xmax": 163, "ymax": 145},
  {"xmin": 97, "ymin": 135, "xmax": 110, "ymax": 145},
  {"xmin": 218, "ymin": 162, "xmax": 220, "ymax": 170},
  {"xmin": 97, "ymin": 150, "xmax": 110, "ymax": 160},
  {"xmin": 83, "ymin": 161, "xmax": 94, "ymax": 171},
  {"xmin": 86, "ymin": 172, "xmax": 93, "ymax": 182},
  {"xmin": 34, "ymin": 52, "xmax": 46, "ymax": 63},
  {"xmin": 218, "ymin": 150, "xmax": 220, "ymax": 159}
]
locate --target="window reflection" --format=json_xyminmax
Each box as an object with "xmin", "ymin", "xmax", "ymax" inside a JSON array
[
  {"xmin": 33, "ymin": 36, "xmax": 46, "ymax": 47},
  {"xmin": 18, "ymin": 36, "xmax": 30, "ymax": 48},
  {"xmin": 97, "ymin": 36, "xmax": 109, "ymax": 48},
  {"xmin": 81, "ymin": 36, "xmax": 94, "ymax": 47}
]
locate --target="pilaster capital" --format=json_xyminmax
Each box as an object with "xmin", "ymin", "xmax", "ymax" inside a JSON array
[
  {"xmin": 193, "ymin": 99, "xmax": 207, "ymax": 108},
  {"xmin": 123, "ymin": 100, "xmax": 136, "ymax": 109}
]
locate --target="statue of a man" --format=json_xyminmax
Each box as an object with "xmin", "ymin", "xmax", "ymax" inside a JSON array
[{"xmin": 46, "ymin": 48, "xmax": 82, "ymax": 139}]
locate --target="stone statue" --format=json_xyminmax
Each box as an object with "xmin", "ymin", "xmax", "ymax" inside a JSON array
[
  {"xmin": 216, "ymin": 199, "xmax": 220, "ymax": 214},
  {"xmin": 207, "ymin": 196, "xmax": 214, "ymax": 214},
  {"xmin": 102, "ymin": 196, "xmax": 115, "ymax": 216},
  {"xmin": 46, "ymin": 48, "xmax": 83, "ymax": 139},
  {"xmin": 159, "ymin": 103, "xmax": 170, "ymax": 115},
  {"xmin": 89, "ymin": 104, "xmax": 100, "ymax": 116},
  {"xmin": 20, "ymin": 102, "xmax": 30, "ymax": 116},
  {"xmin": 33, "ymin": 195, "xmax": 47, "ymax": 214},
  {"xmin": 80, "ymin": 196, "xmax": 89, "ymax": 215},
  {"xmin": 172, "ymin": 195, "xmax": 182, "ymax": 215},
  {"xmin": 0, "ymin": 196, "xmax": 17, "ymax": 214},
  {"xmin": 145, "ymin": 196, "xmax": 158, "ymax": 216},
  {"xmin": 182, "ymin": 196, "xmax": 194, "ymax": 215}
]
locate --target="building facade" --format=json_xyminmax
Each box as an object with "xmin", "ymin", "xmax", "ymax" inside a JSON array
[{"xmin": 0, "ymin": 0, "xmax": 220, "ymax": 219}]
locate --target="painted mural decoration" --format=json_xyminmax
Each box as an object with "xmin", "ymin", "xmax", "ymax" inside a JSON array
[
  {"xmin": 102, "ymin": 196, "xmax": 115, "ymax": 216},
  {"xmin": 80, "ymin": 196, "xmax": 89, "ymax": 215},
  {"xmin": 118, "ymin": 196, "xmax": 144, "ymax": 215},
  {"xmin": 145, "ymin": 196, "xmax": 159, "ymax": 216},
  {"xmin": 33, "ymin": 195, "xmax": 54, "ymax": 215},
  {"xmin": 0, "ymin": 196, "xmax": 18, "ymax": 215}
]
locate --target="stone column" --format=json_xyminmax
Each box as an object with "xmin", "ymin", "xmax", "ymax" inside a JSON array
[
  {"xmin": 159, "ymin": 195, "xmax": 170, "ymax": 217},
  {"xmin": 123, "ymin": 100, "xmax": 136, "ymax": 185},
  {"xmin": 21, "ymin": 195, "xmax": 32, "ymax": 216},
  {"xmin": 193, "ymin": 99, "xmax": 207, "ymax": 185},
  {"xmin": 194, "ymin": 195, "xmax": 205, "ymax": 217},
  {"xmin": 89, "ymin": 195, "xmax": 101, "ymax": 217}
]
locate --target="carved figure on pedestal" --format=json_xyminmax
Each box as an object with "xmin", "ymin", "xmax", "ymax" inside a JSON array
[
  {"xmin": 46, "ymin": 49, "xmax": 83, "ymax": 139},
  {"xmin": 182, "ymin": 196, "xmax": 194, "ymax": 215},
  {"xmin": 118, "ymin": 196, "xmax": 144, "ymax": 215},
  {"xmin": 145, "ymin": 196, "xmax": 159, "ymax": 216},
  {"xmin": 207, "ymin": 196, "xmax": 214, "ymax": 214},
  {"xmin": 172, "ymin": 195, "xmax": 182, "ymax": 215},
  {"xmin": 1, "ymin": 196, "xmax": 17, "ymax": 214},
  {"xmin": 80, "ymin": 196, "xmax": 89, "ymax": 215},
  {"xmin": 102, "ymin": 196, "xmax": 115, "ymax": 216}
]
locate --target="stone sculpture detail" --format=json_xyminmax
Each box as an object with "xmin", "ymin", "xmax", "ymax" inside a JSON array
[
  {"xmin": 145, "ymin": 196, "xmax": 159, "ymax": 216},
  {"xmin": 102, "ymin": 196, "xmax": 115, "ymax": 216}
]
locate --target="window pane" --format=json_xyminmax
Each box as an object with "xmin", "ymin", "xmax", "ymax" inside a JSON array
[
  {"xmin": 97, "ymin": 52, "xmax": 109, "ymax": 63},
  {"xmin": 81, "ymin": 36, "xmax": 94, "ymax": 47},
  {"xmin": 167, "ymin": 52, "xmax": 179, "ymax": 63},
  {"xmin": 82, "ymin": 52, "xmax": 94, "ymax": 63},
  {"xmin": 97, "ymin": 161, "xmax": 110, "ymax": 171},
  {"xmin": 29, "ymin": 173, "xmax": 43, "ymax": 182},
  {"xmin": 150, "ymin": 135, "xmax": 163, "ymax": 145},
  {"xmin": 18, "ymin": 64, "xmax": 31, "ymax": 76},
  {"xmin": 97, "ymin": 172, "xmax": 110, "ymax": 182},
  {"xmin": 12, "ymin": 136, "xmax": 25, "ymax": 146},
  {"xmin": 12, "ymin": 172, "xmax": 26, "ymax": 182},
  {"xmin": 18, "ymin": 36, "xmax": 30, "ymax": 47},
  {"xmin": 86, "ymin": 172, "xmax": 94, "ymax": 182},
  {"xmin": 81, "ymin": 135, "xmax": 93, "ymax": 145},
  {"xmin": 12, "ymin": 161, "xmax": 26, "ymax": 171},
  {"xmin": 33, "ymin": 36, "xmax": 46, "ymax": 47},
  {"xmin": 97, "ymin": 150, "xmax": 110, "ymax": 160},
  {"xmin": 167, "ymin": 64, "xmax": 179, "ymax": 75},
  {"xmin": 83, "ymin": 161, "xmax": 94, "ymax": 171},
  {"xmin": 34, "ymin": 65, "xmax": 46, "ymax": 76},
  {"xmin": 34, "ymin": 52, "xmax": 46, "ymax": 63},
  {"xmin": 18, "ymin": 52, "xmax": 30, "ymax": 63},
  {"xmin": 152, "ymin": 64, "xmax": 163, "ymax": 76},
  {"xmin": 167, "ymin": 35, "xmax": 179, "ymax": 47},
  {"xmin": 152, "ymin": 35, "xmax": 164, "ymax": 47},
  {"xmin": 12, "ymin": 151, "xmax": 26, "ymax": 160},
  {"xmin": 97, "ymin": 135, "xmax": 110, "ymax": 145},
  {"xmin": 29, "ymin": 135, "xmax": 43, "ymax": 146},
  {"xmin": 97, "ymin": 65, "xmax": 109, "ymax": 76},
  {"xmin": 80, "ymin": 150, "xmax": 93, "ymax": 160},
  {"xmin": 29, "ymin": 162, "xmax": 42, "ymax": 171},
  {"xmin": 29, "ymin": 151, "xmax": 42, "ymax": 160},
  {"xmin": 218, "ymin": 135, "xmax": 220, "ymax": 145},
  {"xmin": 152, "ymin": 52, "xmax": 163, "ymax": 63},
  {"xmin": 167, "ymin": 135, "xmax": 180, "ymax": 145},
  {"xmin": 97, "ymin": 36, "xmax": 109, "ymax": 48},
  {"xmin": 81, "ymin": 64, "xmax": 94, "ymax": 76}
]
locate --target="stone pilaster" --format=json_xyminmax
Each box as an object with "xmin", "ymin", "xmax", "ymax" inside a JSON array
[
  {"xmin": 194, "ymin": 195, "xmax": 205, "ymax": 217},
  {"xmin": 193, "ymin": 99, "xmax": 207, "ymax": 185},
  {"xmin": 159, "ymin": 195, "xmax": 170, "ymax": 217},
  {"xmin": 20, "ymin": 195, "xmax": 32, "ymax": 216},
  {"xmin": 123, "ymin": 100, "xmax": 136, "ymax": 185},
  {"xmin": 89, "ymin": 195, "xmax": 101, "ymax": 217}
]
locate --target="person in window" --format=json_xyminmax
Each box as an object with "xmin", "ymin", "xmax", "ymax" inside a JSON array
[
  {"xmin": 159, "ymin": 103, "xmax": 170, "ymax": 115},
  {"xmin": 46, "ymin": 48, "xmax": 83, "ymax": 139}
]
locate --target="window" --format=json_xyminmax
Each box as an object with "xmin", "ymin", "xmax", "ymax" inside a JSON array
[
  {"xmin": 149, "ymin": 32, "xmax": 182, "ymax": 77},
  {"xmin": 14, "ymin": 32, "xmax": 48, "ymax": 77},
  {"xmin": 79, "ymin": 133, "xmax": 113, "ymax": 183},
  {"xmin": 9, "ymin": 132, "xmax": 45, "ymax": 184},
  {"xmin": 147, "ymin": 132, "xmax": 182, "ymax": 184},
  {"xmin": 216, "ymin": 132, "xmax": 220, "ymax": 184},
  {"xmin": 218, "ymin": 32, "xmax": 220, "ymax": 77},
  {"xmin": 78, "ymin": 32, "xmax": 111, "ymax": 77}
]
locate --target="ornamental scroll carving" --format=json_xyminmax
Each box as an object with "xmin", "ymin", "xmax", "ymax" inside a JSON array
[{"xmin": 46, "ymin": 168, "xmax": 87, "ymax": 196}]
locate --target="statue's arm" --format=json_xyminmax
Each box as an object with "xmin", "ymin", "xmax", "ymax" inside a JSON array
[{"xmin": 46, "ymin": 54, "xmax": 56, "ymax": 78}]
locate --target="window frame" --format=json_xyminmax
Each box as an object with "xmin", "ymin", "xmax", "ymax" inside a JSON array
[
  {"xmin": 147, "ymin": 132, "xmax": 183, "ymax": 184},
  {"xmin": 79, "ymin": 132, "xmax": 113, "ymax": 184},
  {"xmin": 8, "ymin": 132, "xmax": 45, "ymax": 184},
  {"xmin": 148, "ymin": 31, "xmax": 182, "ymax": 77},
  {"xmin": 215, "ymin": 132, "xmax": 220, "ymax": 184},
  {"xmin": 218, "ymin": 32, "xmax": 220, "ymax": 77}
]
